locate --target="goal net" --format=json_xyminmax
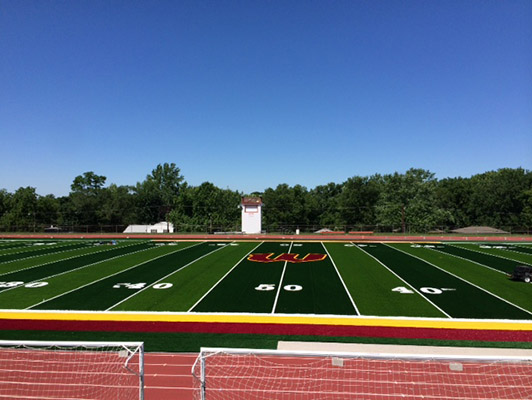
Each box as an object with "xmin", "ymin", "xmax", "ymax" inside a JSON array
[
  {"xmin": 192, "ymin": 347, "xmax": 532, "ymax": 400},
  {"xmin": 0, "ymin": 340, "xmax": 144, "ymax": 400}
]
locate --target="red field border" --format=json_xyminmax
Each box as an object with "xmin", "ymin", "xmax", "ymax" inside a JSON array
[
  {"xmin": 1, "ymin": 233, "xmax": 532, "ymax": 242},
  {"xmin": 1, "ymin": 311, "xmax": 531, "ymax": 342}
]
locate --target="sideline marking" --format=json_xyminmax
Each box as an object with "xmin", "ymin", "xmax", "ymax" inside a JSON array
[{"xmin": 1, "ymin": 309, "xmax": 531, "ymax": 331}]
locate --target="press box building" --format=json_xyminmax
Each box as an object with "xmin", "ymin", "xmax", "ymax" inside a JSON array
[{"xmin": 241, "ymin": 197, "xmax": 263, "ymax": 234}]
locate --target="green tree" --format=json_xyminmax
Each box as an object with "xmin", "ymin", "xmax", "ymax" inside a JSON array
[
  {"xmin": 338, "ymin": 175, "xmax": 382, "ymax": 228},
  {"xmin": 376, "ymin": 168, "xmax": 450, "ymax": 232},
  {"xmin": 134, "ymin": 163, "xmax": 184, "ymax": 224},
  {"xmin": 69, "ymin": 172, "xmax": 107, "ymax": 225},
  {"xmin": 3, "ymin": 187, "xmax": 38, "ymax": 230}
]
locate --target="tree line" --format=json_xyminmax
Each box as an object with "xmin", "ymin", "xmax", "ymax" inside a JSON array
[{"xmin": 1, "ymin": 164, "xmax": 531, "ymax": 233}]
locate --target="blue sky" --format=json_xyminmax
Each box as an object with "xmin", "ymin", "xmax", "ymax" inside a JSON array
[{"xmin": 1, "ymin": 0, "xmax": 531, "ymax": 196}]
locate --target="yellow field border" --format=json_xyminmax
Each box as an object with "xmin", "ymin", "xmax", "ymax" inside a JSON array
[{"xmin": 1, "ymin": 310, "xmax": 531, "ymax": 332}]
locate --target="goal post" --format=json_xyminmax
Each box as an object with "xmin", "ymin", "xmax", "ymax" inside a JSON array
[
  {"xmin": 192, "ymin": 347, "xmax": 532, "ymax": 400},
  {"xmin": 0, "ymin": 340, "xmax": 144, "ymax": 400}
]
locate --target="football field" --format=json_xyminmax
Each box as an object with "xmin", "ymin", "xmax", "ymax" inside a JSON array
[{"xmin": 1, "ymin": 239, "xmax": 531, "ymax": 320}]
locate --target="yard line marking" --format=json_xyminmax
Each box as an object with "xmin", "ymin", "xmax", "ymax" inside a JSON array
[
  {"xmin": 0, "ymin": 243, "xmax": 152, "ymax": 298},
  {"xmin": 0, "ymin": 241, "xmax": 142, "ymax": 278},
  {"xmin": 25, "ymin": 243, "xmax": 202, "ymax": 310},
  {"xmin": 107, "ymin": 242, "xmax": 231, "ymax": 311},
  {"xmin": 271, "ymin": 242, "xmax": 293, "ymax": 314},
  {"xmin": 429, "ymin": 246, "xmax": 508, "ymax": 275},
  {"xmin": 187, "ymin": 242, "xmax": 264, "ymax": 312},
  {"xmin": 450, "ymin": 243, "xmax": 532, "ymax": 266},
  {"xmin": 322, "ymin": 242, "xmax": 360, "ymax": 316},
  {"xmin": 0, "ymin": 241, "xmax": 84, "ymax": 265},
  {"xmin": 355, "ymin": 243, "xmax": 451, "ymax": 319},
  {"xmin": 387, "ymin": 243, "xmax": 532, "ymax": 317}
]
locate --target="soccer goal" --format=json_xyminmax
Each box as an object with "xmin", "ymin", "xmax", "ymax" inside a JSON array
[
  {"xmin": 192, "ymin": 347, "xmax": 532, "ymax": 400},
  {"xmin": 0, "ymin": 340, "xmax": 144, "ymax": 400}
]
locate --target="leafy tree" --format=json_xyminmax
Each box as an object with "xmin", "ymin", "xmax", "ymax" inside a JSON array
[
  {"xmin": 308, "ymin": 183, "xmax": 343, "ymax": 227},
  {"xmin": 2, "ymin": 187, "xmax": 38, "ymax": 229},
  {"xmin": 134, "ymin": 163, "xmax": 184, "ymax": 224},
  {"xmin": 68, "ymin": 172, "xmax": 107, "ymax": 225},
  {"xmin": 98, "ymin": 184, "xmax": 136, "ymax": 225},
  {"xmin": 376, "ymin": 168, "xmax": 450, "ymax": 232},
  {"xmin": 338, "ymin": 175, "xmax": 382, "ymax": 227},
  {"xmin": 36, "ymin": 194, "xmax": 60, "ymax": 225}
]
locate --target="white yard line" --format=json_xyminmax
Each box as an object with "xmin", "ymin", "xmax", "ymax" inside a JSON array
[
  {"xmin": 430, "ymin": 245, "xmax": 508, "ymax": 275},
  {"xmin": 271, "ymin": 242, "xmax": 293, "ymax": 314},
  {"xmin": 449, "ymin": 243, "xmax": 532, "ymax": 266},
  {"xmin": 0, "ymin": 241, "xmax": 131, "ymax": 276}
]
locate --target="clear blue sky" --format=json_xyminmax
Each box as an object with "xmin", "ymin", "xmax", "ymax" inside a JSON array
[{"xmin": 1, "ymin": 0, "xmax": 531, "ymax": 196}]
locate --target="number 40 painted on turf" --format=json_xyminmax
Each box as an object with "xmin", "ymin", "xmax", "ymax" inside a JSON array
[
  {"xmin": 113, "ymin": 282, "xmax": 173, "ymax": 290},
  {"xmin": 392, "ymin": 286, "xmax": 456, "ymax": 295}
]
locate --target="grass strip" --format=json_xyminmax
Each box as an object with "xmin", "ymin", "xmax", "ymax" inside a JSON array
[
  {"xmin": 395, "ymin": 244, "xmax": 532, "ymax": 313},
  {"xmin": 113, "ymin": 242, "xmax": 259, "ymax": 311},
  {"xmin": 0, "ymin": 242, "xmax": 152, "ymax": 293},
  {"xmin": 33, "ymin": 242, "xmax": 219, "ymax": 311},
  {"xmin": 326, "ymin": 243, "xmax": 445, "ymax": 318},
  {"xmin": 0, "ymin": 241, "xmax": 88, "ymax": 263},
  {"xmin": 362, "ymin": 244, "xmax": 532, "ymax": 320},
  {"xmin": 0, "ymin": 329, "xmax": 531, "ymax": 353},
  {"xmin": 0, "ymin": 244, "xmax": 188, "ymax": 309}
]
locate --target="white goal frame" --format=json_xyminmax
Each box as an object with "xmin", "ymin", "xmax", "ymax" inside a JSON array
[
  {"xmin": 192, "ymin": 346, "xmax": 532, "ymax": 400},
  {"xmin": 0, "ymin": 340, "xmax": 144, "ymax": 400}
]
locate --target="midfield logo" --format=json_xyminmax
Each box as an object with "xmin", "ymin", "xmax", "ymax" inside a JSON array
[{"xmin": 248, "ymin": 253, "xmax": 327, "ymax": 263}]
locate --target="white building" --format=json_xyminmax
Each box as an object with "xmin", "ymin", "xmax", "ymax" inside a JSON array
[
  {"xmin": 241, "ymin": 197, "xmax": 263, "ymax": 234},
  {"xmin": 123, "ymin": 221, "xmax": 174, "ymax": 234}
]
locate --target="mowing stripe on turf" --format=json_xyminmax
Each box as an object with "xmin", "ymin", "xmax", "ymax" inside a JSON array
[
  {"xmin": 18, "ymin": 247, "xmax": 183, "ymax": 309},
  {"xmin": 190, "ymin": 242, "xmax": 281, "ymax": 313},
  {"xmin": 361, "ymin": 243, "xmax": 531, "ymax": 319},
  {"xmin": 0, "ymin": 241, "xmax": 89, "ymax": 264},
  {"xmin": 396, "ymin": 244, "xmax": 532, "ymax": 314},
  {"xmin": 0, "ymin": 241, "xmax": 142, "ymax": 277},
  {"xmin": 387, "ymin": 243, "xmax": 532, "ymax": 319},
  {"xmin": 454, "ymin": 243, "xmax": 532, "ymax": 267},
  {"xmin": 355, "ymin": 243, "xmax": 450, "ymax": 318},
  {"xmin": 186, "ymin": 242, "xmax": 264, "ymax": 312},
  {"xmin": 107, "ymin": 242, "xmax": 233, "ymax": 311},
  {"xmin": 273, "ymin": 242, "xmax": 357, "ymax": 315},
  {"xmin": 0, "ymin": 242, "xmax": 152, "ymax": 293},
  {"xmin": 321, "ymin": 242, "xmax": 360, "ymax": 315},
  {"xmin": 437, "ymin": 244, "xmax": 531, "ymax": 274},
  {"xmin": 32, "ymin": 242, "xmax": 215, "ymax": 311},
  {"xmin": 112, "ymin": 242, "xmax": 259, "ymax": 312}
]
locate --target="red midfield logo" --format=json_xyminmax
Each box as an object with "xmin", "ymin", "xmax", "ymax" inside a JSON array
[{"xmin": 248, "ymin": 253, "xmax": 327, "ymax": 263}]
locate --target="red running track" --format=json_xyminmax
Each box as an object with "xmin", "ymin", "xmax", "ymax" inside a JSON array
[
  {"xmin": 144, "ymin": 352, "xmax": 197, "ymax": 400},
  {"xmin": 1, "ymin": 351, "xmax": 531, "ymax": 399}
]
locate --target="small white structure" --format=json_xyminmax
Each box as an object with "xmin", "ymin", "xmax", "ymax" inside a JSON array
[
  {"xmin": 123, "ymin": 221, "xmax": 174, "ymax": 234},
  {"xmin": 241, "ymin": 197, "xmax": 263, "ymax": 234}
]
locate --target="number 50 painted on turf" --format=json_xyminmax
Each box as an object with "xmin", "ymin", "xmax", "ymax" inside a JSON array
[{"xmin": 255, "ymin": 283, "xmax": 303, "ymax": 292}]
